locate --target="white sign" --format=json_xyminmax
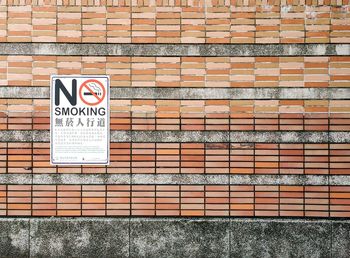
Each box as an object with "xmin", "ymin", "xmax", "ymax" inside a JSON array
[{"xmin": 50, "ymin": 75, "xmax": 110, "ymax": 165}]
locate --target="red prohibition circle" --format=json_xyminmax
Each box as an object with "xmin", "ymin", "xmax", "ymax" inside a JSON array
[{"xmin": 79, "ymin": 79, "xmax": 106, "ymax": 106}]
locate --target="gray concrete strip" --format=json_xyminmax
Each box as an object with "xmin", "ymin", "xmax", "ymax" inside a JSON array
[
  {"xmin": 329, "ymin": 132, "xmax": 350, "ymax": 143},
  {"xmin": 0, "ymin": 130, "xmax": 347, "ymax": 143},
  {"xmin": 230, "ymin": 175, "xmax": 329, "ymax": 185},
  {"xmin": 0, "ymin": 130, "xmax": 33, "ymax": 142},
  {"xmin": 0, "ymin": 174, "xmax": 31, "ymax": 184},
  {"xmin": 1, "ymin": 87, "xmax": 349, "ymax": 100},
  {"xmin": 30, "ymin": 218, "xmax": 129, "ymax": 257},
  {"xmin": 0, "ymin": 43, "xmax": 349, "ymax": 56},
  {"xmin": 131, "ymin": 174, "xmax": 229, "ymax": 185},
  {"xmin": 330, "ymin": 175, "xmax": 350, "ymax": 185},
  {"xmin": 229, "ymin": 219, "xmax": 332, "ymax": 257},
  {"xmin": 131, "ymin": 131, "xmax": 229, "ymax": 143},
  {"xmin": 229, "ymin": 131, "xmax": 330, "ymax": 143},
  {"xmin": 0, "ymin": 174, "xmax": 349, "ymax": 185},
  {"xmin": 2, "ymin": 218, "xmax": 349, "ymax": 258},
  {"xmin": 0, "ymin": 87, "xmax": 50, "ymax": 99},
  {"xmin": 32, "ymin": 174, "xmax": 131, "ymax": 185},
  {"xmin": 125, "ymin": 87, "xmax": 348, "ymax": 100}
]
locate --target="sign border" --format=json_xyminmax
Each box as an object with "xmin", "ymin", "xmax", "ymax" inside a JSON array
[{"xmin": 50, "ymin": 75, "xmax": 110, "ymax": 166}]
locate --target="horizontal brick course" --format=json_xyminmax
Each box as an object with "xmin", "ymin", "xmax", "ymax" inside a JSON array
[
  {"xmin": 0, "ymin": 3, "xmax": 350, "ymax": 43},
  {"xmin": 1, "ymin": 184, "xmax": 350, "ymax": 217},
  {"xmin": 0, "ymin": 0, "xmax": 349, "ymax": 221},
  {"xmin": 1, "ymin": 99, "xmax": 350, "ymax": 131},
  {"xmin": 0, "ymin": 142, "xmax": 349, "ymax": 175},
  {"xmin": 0, "ymin": 55, "xmax": 349, "ymax": 87}
]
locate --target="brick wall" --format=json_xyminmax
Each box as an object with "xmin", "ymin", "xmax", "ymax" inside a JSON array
[
  {"xmin": 0, "ymin": 1, "xmax": 349, "ymax": 218},
  {"xmin": 1, "ymin": 184, "xmax": 350, "ymax": 217},
  {"xmin": 0, "ymin": 56, "xmax": 349, "ymax": 88},
  {"xmin": 0, "ymin": 1, "xmax": 350, "ymax": 43}
]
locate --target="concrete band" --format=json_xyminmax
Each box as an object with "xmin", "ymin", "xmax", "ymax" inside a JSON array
[
  {"xmin": 0, "ymin": 174, "xmax": 349, "ymax": 185},
  {"xmin": 0, "ymin": 43, "xmax": 349, "ymax": 56},
  {"xmin": 0, "ymin": 130, "xmax": 348, "ymax": 143},
  {"xmin": 1, "ymin": 87, "xmax": 349, "ymax": 100},
  {"xmin": 1, "ymin": 218, "xmax": 349, "ymax": 257}
]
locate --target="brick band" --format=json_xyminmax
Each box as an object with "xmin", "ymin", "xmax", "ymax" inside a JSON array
[
  {"xmin": 1, "ymin": 130, "xmax": 349, "ymax": 143},
  {"xmin": 0, "ymin": 43, "xmax": 349, "ymax": 57},
  {"xmin": 1, "ymin": 87, "xmax": 349, "ymax": 100},
  {"xmin": 0, "ymin": 174, "xmax": 349, "ymax": 185}
]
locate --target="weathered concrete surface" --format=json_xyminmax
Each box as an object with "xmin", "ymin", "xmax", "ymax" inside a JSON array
[
  {"xmin": 0, "ymin": 218, "xmax": 348, "ymax": 257},
  {"xmin": 1, "ymin": 87, "xmax": 349, "ymax": 100},
  {"xmin": 2, "ymin": 130, "xmax": 347, "ymax": 143},
  {"xmin": 229, "ymin": 174, "xmax": 329, "ymax": 185},
  {"xmin": 130, "ymin": 218, "xmax": 230, "ymax": 258},
  {"xmin": 32, "ymin": 174, "xmax": 131, "ymax": 185},
  {"xmin": 30, "ymin": 218, "xmax": 129, "ymax": 258},
  {"xmin": 2, "ymin": 174, "xmax": 349, "ymax": 185},
  {"xmin": 230, "ymin": 219, "xmax": 332, "ymax": 258},
  {"xmin": 131, "ymin": 174, "xmax": 229, "ymax": 185},
  {"xmin": 0, "ymin": 219, "xmax": 29, "ymax": 258},
  {"xmin": 0, "ymin": 43, "xmax": 348, "ymax": 56},
  {"xmin": 332, "ymin": 221, "xmax": 350, "ymax": 258}
]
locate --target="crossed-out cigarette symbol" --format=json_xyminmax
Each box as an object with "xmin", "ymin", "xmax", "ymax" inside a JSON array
[
  {"xmin": 79, "ymin": 79, "xmax": 106, "ymax": 106},
  {"xmin": 83, "ymin": 82, "xmax": 102, "ymax": 96}
]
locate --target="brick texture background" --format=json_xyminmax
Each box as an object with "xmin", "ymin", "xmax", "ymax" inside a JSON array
[
  {"xmin": 0, "ymin": 1, "xmax": 349, "ymax": 218},
  {"xmin": 0, "ymin": 1, "xmax": 348, "ymax": 43},
  {"xmin": 0, "ymin": 56, "xmax": 349, "ymax": 88},
  {"xmin": 1, "ymin": 184, "xmax": 350, "ymax": 217}
]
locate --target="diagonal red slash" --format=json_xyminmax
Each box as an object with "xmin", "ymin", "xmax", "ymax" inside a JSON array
[{"xmin": 83, "ymin": 83, "xmax": 101, "ymax": 102}]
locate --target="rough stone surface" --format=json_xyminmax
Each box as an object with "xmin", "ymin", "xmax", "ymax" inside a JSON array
[
  {"xmin": 2, "ymin": 87, "xmax": 348, "ymax": 100},
  {"xmin": 0, "ymin": 130, "xmax": 33, "ymax": 142},
  {"xmin": 110, "ymin": 130, "xmax": 131, "ymax": 142},
  {"xmin": 130, "ymin": 218, "xmax": 230, "ymax": 258},
  {"xmin": 131, "ymin": 174, "xmax": 229, "ymax": 185},
  {"xmin": 229, "ymin": 131, "xmax": 330, "ymax": 143},
  {"xmin": 230, "ymin": 175, "xmax": 328, "ymax": 185},
  {"xmin": 3, "ymin": 174, "xmax": 350, "ymax": 185},
  {"xmin": 230, "ymin": 219, "xmax": 332, "ymax": 258},
  {"xmin": 329, "ymin": 132, "xmax": 350, "ymax": 143},
  {"xmin": 0, "ymin": 219, "xmax": 29, "ymax": 258},
  {"xmin": 0, "ymin": 87, "xmax": 49, "ymax": 98},
  {"xmin": 332, "ymin": 221, "xmax": 350, "ymax": 258},
  {"xmin": 0, "ymin": 43, "xmax": 348, "ymax": 56},
  {"xmin": 32, "ymin": 174, "xmax": 131, "ymax": 185},
  {"xmin": 0, "ymin": 218, "xmax": 347, "ymax": 257},
  {"xmin": 0, "ymin": 174, "xmax": 32, "ymax": 184},
  {"xmin": 0, "ymin": 130, "xmax": 348, "ymax": 144},
  {"xmin": 330, "ymin": 175, "xmax": 350, "ymax": 185},
  {"xmin": 30, "ymin": 218, "xmax": 129, "ymax": 258}
]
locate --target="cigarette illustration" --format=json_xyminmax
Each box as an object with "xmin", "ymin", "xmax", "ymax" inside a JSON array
[{"xmin": 83, "ymin": 82, "xmax": 102, "ymax": 96}]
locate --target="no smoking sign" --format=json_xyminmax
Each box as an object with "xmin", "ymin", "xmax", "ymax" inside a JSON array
[{"xmin": 51, "ymin": 75, "xmax": 110, "ymax": 165}]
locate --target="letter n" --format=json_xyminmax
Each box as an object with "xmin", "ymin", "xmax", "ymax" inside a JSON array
[{"xmin": 55, "ymin": 79, "xmax": 77, "ymax": 106}]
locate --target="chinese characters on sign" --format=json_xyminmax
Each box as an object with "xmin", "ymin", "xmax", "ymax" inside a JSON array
[{"xmin": 50, "ymin": 75, "xmax": 110, "ymax": 165}]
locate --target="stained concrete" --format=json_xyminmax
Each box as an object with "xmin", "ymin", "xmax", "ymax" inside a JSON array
[
  {"xmin": 331, "ymin": 221, "xmax": 350, "ymax": 258},
  {"xmin": 130, "ymin": 218, "xmax": 230, "ymax": 258},
  {"xmin": 2, "ymin": 174, "xmax": 350, "ymax": 185},
  {"xmin": 2, "ymin": 130, "xmax": 346, "ymax": 143},
  {"xmin": 230, "ymin": 219, "xmax": 332, "ymax": 258},
  {"xmin": 0, "ymin": 219, "xmax": 29, "ymax": 258},
  {"xmin": 0, "ymin": 43, "xmax": 349, "ymax": 56},
  {"xmin": 1, "ymin": 87, "xmax": 349, "ymax": 100},
  {"xmin": 0, "ymin": 173, "xmax": 332, "ymax": 185},
  {"xmin": 229, "ymin": 174, "xmax": 329, "ymax": 185},
  {"xmin": 0, "ymin": 218, "xmax": 348, "ymax": 257},
  {"xmin": 30, "ymin": 218, "xmax": 129, "ymax": 258}
]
